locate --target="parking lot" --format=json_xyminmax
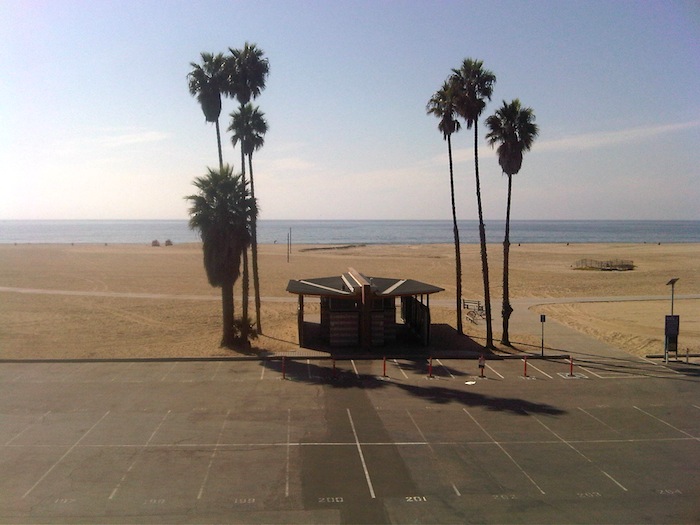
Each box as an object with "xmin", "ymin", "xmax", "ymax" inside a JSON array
[{"xmin": 1, "ymin": 356, "xmax": 698, "ymax": 524}]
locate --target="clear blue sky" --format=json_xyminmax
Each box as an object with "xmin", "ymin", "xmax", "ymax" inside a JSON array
[{"xmin": 1, "ymin": 0, "xmax": 698, "ymax": 220}]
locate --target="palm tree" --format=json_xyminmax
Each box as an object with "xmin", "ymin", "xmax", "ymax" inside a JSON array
[
  {"xmin": 450, "ymin": 58, "xmax": 497, "ymax": 348},
  {"xmin": 229, "ymin": 104, "xmax": 268, "ymax": 333},
  {"xmin": 186, "ymin": 165, "xmax": 257, "ymax": 347},
  {"xmin": 427, "ymin": 80, "xmax": 464, "ymax": 335},
  {"xmin": 486, "ymin": 99, "xmax": 539, "ymax": 346},
  {"xmin": 187, "ymin": 52, "xmax": 228, "ymax": 170},
  {"xmin": 226, "ymin": 43, "xmax": 269, "ymax": 334}
]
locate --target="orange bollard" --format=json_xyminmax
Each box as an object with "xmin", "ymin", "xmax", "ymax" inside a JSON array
[
  {"xmin": 479, "ymin": 354, "xmax": 485, "ymax": 378},
  {"xmin": 569, "ymin": 355, "xmax": 574, "ymax": 377},
  {"xmin": 383, "ymin": 356, "xmax": 387, "ymax": 378},
  {"xmin": 523, "ymin": 356, "xmax": 528, "ymax": 377}
]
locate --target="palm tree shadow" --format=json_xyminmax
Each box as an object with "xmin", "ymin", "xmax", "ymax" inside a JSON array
[{"xmin": 261, "ymin": 357, "xmax": 565, "ymax": 416}]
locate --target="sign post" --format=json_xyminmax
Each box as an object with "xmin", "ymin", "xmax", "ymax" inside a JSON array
[
  {"xmin": 540, "ymin": 314, "xmax": 546, "ymax": 356},
  {"xmin": 664, "ymin": 278, "xmax": 680, "ymax": 363},
  {"xmin": 665, "ymin": 315, "xmax": 680, "ymax": 363}
]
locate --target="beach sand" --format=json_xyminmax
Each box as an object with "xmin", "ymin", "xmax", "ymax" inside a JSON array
[{"xmin": 1, "ymin": 242, "xmax": 698, "ymax": 360}]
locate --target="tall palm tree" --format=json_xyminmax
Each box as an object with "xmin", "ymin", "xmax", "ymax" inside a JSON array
[
  {"xmin": 229, "ymin": 103, "xmax": 268, "ymax": 333},
  {"xmin": 427, "ymin": 80, "xmax": 464, "ymax": 335},
  {"xmin": 186, "ymin": 165, "xmax": 257, "ymax": 347},
  {"xmin": 187, "ymin": 52, "xmax": 228, "ymax": 170},
  {"xmin": 450, "ymin": 58, "xmax": 496, "ymax": 348},
  {"xmin": 486, "ymin": 99, "xmax": 539, "ymax": 346},
  {"xmin": 450, "ymin": 58, "xmax": 497, "ymax": 348},
  {"xmin": 226, "ymin": 43, "xmax": 269, "ymax": 334}
]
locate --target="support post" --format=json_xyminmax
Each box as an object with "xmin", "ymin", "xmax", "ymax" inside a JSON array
[
  {"xmin": 569, "ymin": 355, "xmax": 574, "ymax": 377},
  {"xmin": 523, "ymin": 356, "xmax": 528, "ymax": 378}
]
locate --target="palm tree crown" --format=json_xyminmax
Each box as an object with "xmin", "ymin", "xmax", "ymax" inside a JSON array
[
  {"xmin": 449, "ymin": 58, "xmax": 496, "ymax": 127},
  {"xmin": 229, "ymin": 103, "xmax": 268, "ymax": 158},
  {"xmin": 227, "ymin": 42, "xmax": 270, "ymax": 105},
  {"xmin": 485, "ymin": 99, "xmax": 539, "ymax": 176},
  {"xmin": 426, "ymin": 80, "xmax": 461, "ymax": 140},
  {"xmin": 187, "ymin": 52, "xmax": 228, "ymax": 124},
  {"xmin": 186, "ymin": 165, "xmax": 256, "ymax": 288}
]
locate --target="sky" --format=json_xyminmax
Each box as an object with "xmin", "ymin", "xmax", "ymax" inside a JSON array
[{"xmin": 1, "ymin": 0, "xmax": 699, "ymax": 221}]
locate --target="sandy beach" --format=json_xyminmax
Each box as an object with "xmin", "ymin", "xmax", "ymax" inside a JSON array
[{"xmin": 0, "ymin": 242, "xmax": 698, "ymax": 360}]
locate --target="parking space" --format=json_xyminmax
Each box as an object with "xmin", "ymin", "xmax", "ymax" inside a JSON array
[{"xmin": 1, "ymin": 360, "xmax": 698, "ymax": 524}]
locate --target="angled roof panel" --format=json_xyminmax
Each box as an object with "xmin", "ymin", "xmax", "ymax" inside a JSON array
[{"xmin": 286, "ymin": 271, "xmax": 443, "ymax": 298}]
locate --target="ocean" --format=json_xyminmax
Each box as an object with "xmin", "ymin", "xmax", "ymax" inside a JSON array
[{"xmin": 1, "ymin": 220, "xmax": 699, "ymax": 245}]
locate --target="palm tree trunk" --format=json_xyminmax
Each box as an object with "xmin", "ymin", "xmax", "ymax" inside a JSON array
[
  {"xmin": 238, "ymin": 104, "xmax": 250, "ymax": 343},
  {"xmin": 501, "ymin": 174, "xmax": 513, "ymax": 346},
  {"xmin": 221, "ymin": 277, "xmax": 235, "ymax": 347},
  {"xmin": 447, "ymin": 136, "xmax": 463, "ymax": 335},
  {"xmin": 473, "ymin": 125, "xmax": 494, "ymax": 348},
  {"xmin": 248, "ymin": 153, "xmax": 262, "ymax": 334},
  {"xmin": 241, "ymin": 248, "xmax": 249, "ymax": 343},
  {"xmin": 215, "ymin": 120, "xmax": 223, "ymax": 171}
]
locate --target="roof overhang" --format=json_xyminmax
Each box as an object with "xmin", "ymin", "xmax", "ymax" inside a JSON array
[{"xmin": 286, "ymin": 268, "xmax": 443, "ymax": 298}]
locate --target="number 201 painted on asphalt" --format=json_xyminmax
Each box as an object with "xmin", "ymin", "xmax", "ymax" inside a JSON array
[{"xmin": 405, "ymin": 496, "xmax": 428, "ymax": 502}]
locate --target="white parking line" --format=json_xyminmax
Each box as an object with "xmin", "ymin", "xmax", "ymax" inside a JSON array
[
  {"xmin": 109, "ymin": 410, "xmax": 170, "ymax": 500},
  {"xmin": 210, "ymin": 361, "xmax": 222, "ymax": 381},
  {"xmin": 23, "ymin": 411, "xmax": 110, "ymax": 499},
  {"xmin": 197, "ymin": 409, "xmax": 230, "ymax": 499},
  {"xmin": 522, "ymin": 359, "xmax": 553, "ymax": 379},
  {"xmin": 393, "ymin": 359, "xmax": 409, "ymax": 379},
  {"xmin": 5, "ymin": 411, "xmax": 52, "ymax": 446},
  {"xmin": 351, "ymin": 360, "xmax": 360, "ymax": 378},
  {"xmin": 260, "ymin": 361, "xmax": 266, "ymax": 380},
  {"xmin": 577, "ymin": 407, "xmax": 619, "ymax": 433},
  {"xmin": 528, "ymin": 412, "xmax": 627, "ymax": 492},
  {"xmin": 160, "ymin": 362, "xmax": 177, "ymax": 382},
  {"xmin": 347, "ymin": 409, "xmax": 375, "ymax": 498},
  {"xmin": 633, "ymin": 406, "xmax": 699, "ymax": 440},
  {"xmin": 406, "ymin": 410, "xmax": 431, "ymax": 451},
  {"xmin": 463, "ymin": 408, "xmax": 546, "ymax": 495},
  {"xmin": 486, "ymin": 363, "xmax": 504, "ymax": 379},
  {"xmin": 285, "ymin": 408, "xmax": 291, "ymax": 497},
  {"xmin": 435, "ymin": 359, "xmax": 455, "ymax": 378},
  {"xmin": 578, "ymin": 365, "xmax": 605, "ymax": 379}
]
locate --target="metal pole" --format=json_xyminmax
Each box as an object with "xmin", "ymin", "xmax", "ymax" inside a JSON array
[
  {"xmin": 540, "ymin": 314, "xmax": 545, "ymax": 357},
  {"xmin": 671, "ymin": 282, "xmax": 675, "ymax": 315}
]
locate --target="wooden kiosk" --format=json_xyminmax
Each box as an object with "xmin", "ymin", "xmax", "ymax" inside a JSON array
[{"xmin": 286, "ymin": 268, "xmax": 443, "ymax": 349}]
